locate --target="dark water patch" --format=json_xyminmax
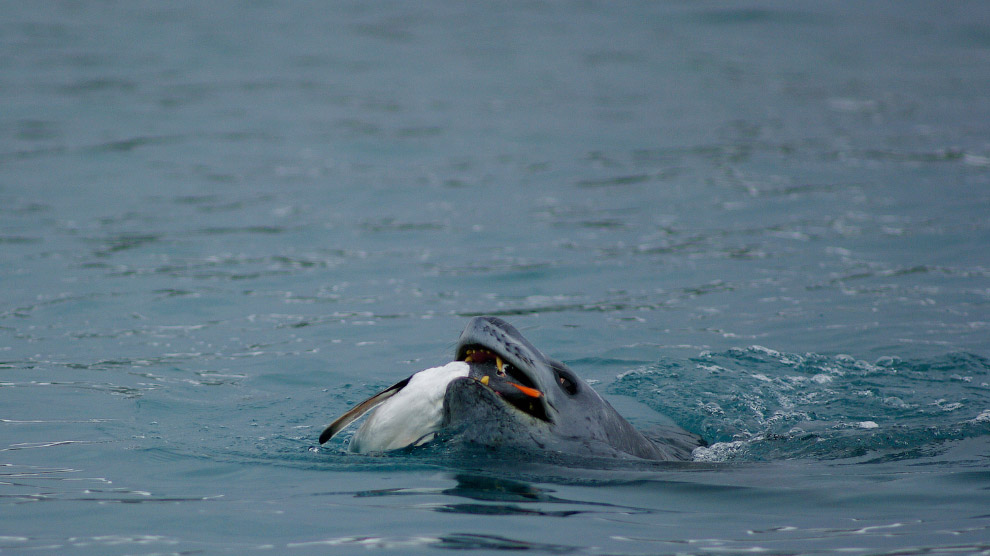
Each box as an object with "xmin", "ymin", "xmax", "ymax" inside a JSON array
[
  {"xmin": 0, "ymin": 535, "xmax": 191, "ymax": 553},
  {"xmin": 1, "ymin": 482, "xmax": 220, "ymax": 505},
  {"xmin": 54, "ymin": 77, "xmax": 137, "ymax": 95},
  {"xmin": 1, "ymin": 380, "xmax": 154, "ymax": 399},
  {"xmin": 64, "ymin": 358, "xmax": 144, "ymax": 369},
  {"xmin": 152, "ymin": 288, "xmax": 200, "ymax": 298},
  {"xmin": 456, "ymin": 303, "xmax": 597, "ymax": 318},
  {"xmin": 164, "ymin": 191, "xmax": 277, "ymax": 214},
  {"xmin": 268, "ymin": 255, "xmax": 336, "ymax": 269},
  {"xmin": 83, "ymin": 135, "xmax": 182, "ymax": 154},
  {"xmin": 127, "ymin": 369, "xmax": 245, "ymax": 388},
  {"xmin": 810, "ymin": 264, "xmax": 990, "ymax": 292},
  {"xmin": 272, "ymin": 312, "xmax": 396, "ymax": 329},
  {"xmin": 288, "ymin": 533, "xmax": 581, "ymax": 552},
  {"xmin": 90, "ymin": 233, "xmax": 161, "ymax": 256},
  {"xmin": 3, "ymin": 202, "xmax": 52, "ymax": 215},
  {"xmin": 537, "ymin": 203, "xmax": 635, "ymax": 229},
  {"xmin": 352, "ymin": 16, "xmax": 418, "ymax": 43},
  {"xmin": 0, "ymin": 235, "xmax": 42, "ymax": 244},
  {"xmin": 3, "ymin": 20, "xmax": 76, "ymax": 45},
  {"xmin": 96, "ymin": 252, "xmax": 346, "ymax": 280},
  {"xmin": 354, "ymin": 473, "xmax": 658, "ymax": 520},
  {"xmin": 12, "ymin": 119, "xmax": 60, "ymax": 141},
  {"xmin": 855, "ymin": 147, "xmax": 968, "ymax": 164},
  {"xmin": 575, "ymin": 173, "xmax": 652, "ymax": 188},
  {"xmin": 198, "ymin": 225, "xmax": 286, "ymax": 235},
  {"xmin": 0, "ymin": 440, "xmax": 107, "ymax": 453},
  {"xmin": 454, "ymin": 298, "xmax": 667, "ymax": 319},
  {"xmin": 555, "ymin": 218, "xmax": 626, "ymax": 230},
  {"xmin": 744, "ymin": 180, "xmax": 846, "ymax": 199},
  {"xmin": 173, "ymin": 194, "xmax": 220, "ymax": 205},
  {"xmin": 435, "ymin": 533, "xmax": 579, "ymax": 552},
  {"xmin": 452, "ymin": 282, "xmax": 743, "ymax": 319},
  {"xmin": 627, "ymin": 139, "xmax": 983, "ymax": 171},
  {"xmin": 355, "ymin": 474, "xmax": 620, "ymax": 517},
  {"xmin": 94, "ymin": 211, "xmax": 156, "ymax": 228},
  {"xmin": 429, "ymin": 259, "xmax": 554, "ymax": 278},
  {"xmin": 435, "ymin": 503, "xmax": 583, "ymax": 517},
  {"xmin": 602, "ymin": 237, "xmax": 711, "ymax": 257},
  {"xmin": 360, "ymin": 218, "xmax": 447, "ymax": 233},
  {"xmin": 582, "ymin": 50, "xmax": 643, "ymax": 67},
  {"xmin": 0, "ymin": 463, "xmax": 84, "ymax": 479},
  {"xmin": 695, "ymin": 8, "xmax": 821, "ymax": 26},
  {"xmin": 0, "ymin": 132, "xmax": 241, "ymax": 163},
  {"xmin": 396, "ymin": 125, "xmax": 444, "ymax": 139},
  {"xmin": 0, "ymin": 292, "xmax": 118, "ymax": 320},
  {"xmin": 0, "ymin": 144, "xmax": 71, "ymax": 163}
]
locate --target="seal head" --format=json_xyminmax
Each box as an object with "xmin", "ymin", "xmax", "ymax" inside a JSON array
[{"xmin": 319, "ymin": 316, "xmax": 702, "ymax": 461}]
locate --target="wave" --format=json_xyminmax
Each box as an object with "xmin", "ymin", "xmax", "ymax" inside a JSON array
[{"xmin": 610, "ymin": 348, "xmax": 990, "ymax": 463}]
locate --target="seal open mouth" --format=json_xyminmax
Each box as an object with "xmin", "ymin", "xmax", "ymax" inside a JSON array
[{"xmin": 456, "ymin": 346, "xmax": 549, "ymax": 422}]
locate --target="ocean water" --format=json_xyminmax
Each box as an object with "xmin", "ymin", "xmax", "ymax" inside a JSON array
[{"xmin": 2, "ymin": 1, "xmax": 989, "ymax": 554}]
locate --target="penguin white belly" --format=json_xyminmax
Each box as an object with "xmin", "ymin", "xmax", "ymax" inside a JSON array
[{"xmin": 349, "ymin": 361, "xmax": 469, "ymax": 453}]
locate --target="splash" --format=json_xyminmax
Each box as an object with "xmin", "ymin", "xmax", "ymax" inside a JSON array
[{"xmin": 611, "ymin": 348, "xmax": 990, "ymax": 463}]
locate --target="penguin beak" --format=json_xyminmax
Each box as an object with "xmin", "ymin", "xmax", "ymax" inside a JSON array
[
  {"xmin": 478, "ymin": 373, "xmax": 541, "ymax": 398},
  {"xmin": 459, "ymin": 347, "xmax": 547, "ymax": 420},
  {"xmin": 462, "ymin": 349, "xmax": 542, "ymax": 395}
]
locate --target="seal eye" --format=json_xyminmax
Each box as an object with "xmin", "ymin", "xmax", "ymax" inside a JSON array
[{"xmin": 553, "ymin": 367, "xmax": 579, "ymax": 396}]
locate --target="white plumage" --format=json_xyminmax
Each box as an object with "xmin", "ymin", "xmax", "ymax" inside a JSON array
[{"xmin": 348, "ymin": 361, "xmax": 470, "ymax": 453}]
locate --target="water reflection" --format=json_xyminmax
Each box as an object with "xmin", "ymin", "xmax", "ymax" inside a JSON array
[{"xmin": 356, "ymin": 473, "xmax": 655, "ymax": 518}]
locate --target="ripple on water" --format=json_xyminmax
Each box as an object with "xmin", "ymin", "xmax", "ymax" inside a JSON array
[{"xmin": 612, "ymin": 348, "xmax": 990, "ymax": 462}]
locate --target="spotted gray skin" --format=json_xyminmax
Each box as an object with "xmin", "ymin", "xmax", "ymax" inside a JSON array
[{"xmin": 445, "ymin": 316, "xmax": 701, "ymax": 461}]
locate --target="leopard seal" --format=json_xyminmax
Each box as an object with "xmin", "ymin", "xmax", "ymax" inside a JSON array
[{"xmin": 319, "ymin": 316, "xmax": 703, "ymax": 460}]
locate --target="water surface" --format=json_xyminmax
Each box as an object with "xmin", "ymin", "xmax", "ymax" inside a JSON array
[{"xmin": 2, "ymin": 1, "xmax": 989, "ymax": 554}]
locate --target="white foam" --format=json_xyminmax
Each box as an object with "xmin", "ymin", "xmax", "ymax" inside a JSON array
[{"xmin": 693, "ymin": 441, "xmax": 747, "ymax": 463}]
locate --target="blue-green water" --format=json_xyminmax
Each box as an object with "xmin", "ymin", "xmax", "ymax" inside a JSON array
[{"xmin": 3, "ymin": 2, "xmax": 989, "ymax": 554}]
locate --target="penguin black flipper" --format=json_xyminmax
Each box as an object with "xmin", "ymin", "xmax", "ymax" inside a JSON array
[{"xmin": 318, "ymin": 376, "xmax": 411, "ymax": 444}]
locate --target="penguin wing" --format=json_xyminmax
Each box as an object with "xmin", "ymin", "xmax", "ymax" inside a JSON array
[{"xmin": 318, "ymin": 376, "xmax": 411, "ymax": 444}]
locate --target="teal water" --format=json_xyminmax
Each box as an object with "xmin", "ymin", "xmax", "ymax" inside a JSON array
[{"xmin": 2, "ymin": 1, "xmax": 989, "ymax": 554}]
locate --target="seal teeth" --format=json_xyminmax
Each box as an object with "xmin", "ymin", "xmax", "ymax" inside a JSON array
[
  {"xmin": 496, "ymin": 356, "xmax": 505, "ymax": 376},
  {"xmin": 462, "ymin": 347, "xmax": 497, "ymax": 364},
  {"xmin": 480, "ymin": 375, "xmax": 490, "ymax": 386}
]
